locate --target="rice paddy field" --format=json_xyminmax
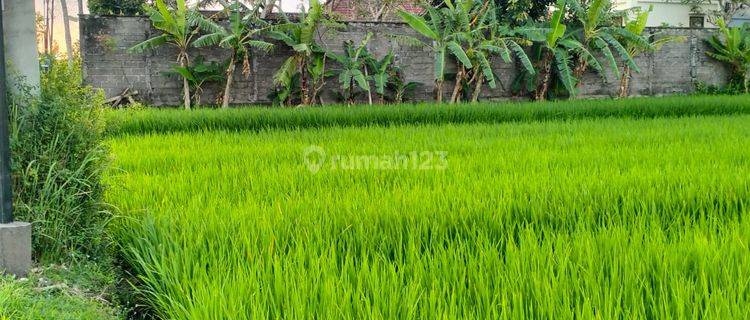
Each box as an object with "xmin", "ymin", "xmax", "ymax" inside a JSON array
[{"xmin": 106, "ymin": 97, "xmax": 750, "ymax": 319}]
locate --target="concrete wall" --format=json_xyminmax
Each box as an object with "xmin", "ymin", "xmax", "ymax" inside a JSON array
[{"xmin": 80, "ymin": 15, "xmax": 730, "ymax": 106}]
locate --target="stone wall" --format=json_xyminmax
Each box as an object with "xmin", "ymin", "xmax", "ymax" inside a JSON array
[{"xmin": 80, "ymin": 15, "xmax": 729, "ymax": 106}]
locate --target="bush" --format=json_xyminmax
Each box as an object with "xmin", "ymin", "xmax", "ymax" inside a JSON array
[
  {"xmin": 695, "ymin": 81, "xmax": 747, "ymax": 95},
  {"xmin": 9, "ymin": 58, "xmax": 110, "ymax": 262},
  {"xmin": 88, "ymin": 0, "xmax": 146, "ymax": 15}
]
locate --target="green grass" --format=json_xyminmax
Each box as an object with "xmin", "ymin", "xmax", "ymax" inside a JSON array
[
  {"xmin": 0, "ymin": 263, "xmax": 122, "ymax": 320},
  {"xmin": 106, "ymin": 113, "xmax": 750, "ymax": 319},
  {"xmin": 105, "ymin": 95, "xmax": 750, "ymax": 136}
]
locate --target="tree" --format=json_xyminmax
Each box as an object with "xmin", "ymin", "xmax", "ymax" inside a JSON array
[
  {"xmin": 193, "ymin": 2, "xmax": 274, "ymax": 108},
  {"xmin": 568, "ymin": 0, "xmax": 645, "ymax": 88},
  {"xmin": 89, "ymin": 0, "xmax": 146, "ymax": 15},
  {"xmin": 494, "ymin": 0, "xmax": 556, "ymax": 26},
  {"xmin": 367, "ymin": 50, "xmax": 395, "ymax": 103},
  {"xmin": 129, "ymin": 0, "xmax": 201, "ymax": 110},
  {"xmin": 451, "ymin": 1, "xmax": 535, "ymax": 102},
  {"xmin": 268, "ymin": 0, "xmax": 342, "ymax": 106},
  {"xmin": 618, "ymin": 6, "xmax": 685, "ymax": 97},
  {"xmin": 328, "ymin": 34, "xmax": 373, "ymax": 105},
  {"xmin": 60, "ymin": 0, "xmax": 74, "ymax": 65},
  {"xmin": 398, "ymin": 3, "xmax": 470, "ymax": 103},
  {"xmin": 400, "ymin": 0, "xmax": 536, "ymax": 103},
  {"xmin": 527, "ymin": 0, "xmax": 586, "ymax": 100},
  {"xmin": 705, "ymin": 18, "xmax": 750, "ymax": 92}
]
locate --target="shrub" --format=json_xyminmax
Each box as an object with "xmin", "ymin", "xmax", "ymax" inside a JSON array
[
  {"xmin": 9, "ymin": 58, "xmax": 110, "ymax": 262},
  {"xmin": 88, "ymin": 0, "xmax": 146, "ymax": 15},
  {"xmin": 705, "ymin": 19, "xmax": 750, "ymax": 93}
]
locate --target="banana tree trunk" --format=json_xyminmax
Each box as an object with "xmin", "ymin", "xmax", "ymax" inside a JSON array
[
  {"xmin": 450, "ymin": 66, "xmax": 465, "ymax": 104},
  {"xmin": 618, "ymin": 65, "xmax": 631, "ymax": 98},
  {"xmin": 300, "ymin": 57, "xmax": 310, "ymax": 105},
  {"xmin": 435, "ymin": 80, "xmax": 444, "ymax": 104},
  {"xmin": 535, "ymin": 52, "xmax": 553, "ymax": 101},
  {"xmin": 365, "ymin": 66, "xmax": 373, "ymax": 105},
  {"xmin": 180, "ymin": 53, "xmax": 191, "ymax": 110},
  {"xmin": 573, "ymin": 56, "xmax": 588, "ymax": 85},
  {"xmin": 470, "ymin": 71, "xmax": 483, "ymax": 103},
  {"xmin": 222, "ymin": 53, "xmax": 237, "ymax": 109}
]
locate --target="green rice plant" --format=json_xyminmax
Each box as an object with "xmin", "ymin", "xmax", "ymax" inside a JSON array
[
  {"xmin": 104, "ymin": 95, "xmax": 750, "ymax": 136},
  {"xmin": 107, "ymin": 114, "xmax": 750, "ymax": 319}
]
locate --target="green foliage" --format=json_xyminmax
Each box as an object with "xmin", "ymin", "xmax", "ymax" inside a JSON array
[
  {"xmin": 163, "ymin": 56, "xmax": 228, "ymax": 106},
  {"xmin": 0, "ymin": 262, "xmax": 121, "ymax": 320},
  {"xmin": 618, "ymin": 6, "xmax": 685, "ymax": 97},
  {"xmin": 9, "ymin": 58, "xmax": 109, "ymax": 262},
  {"xmin": 520, "ymin": 0, "xmax": 584, "ymax": 99},
  {"xmin": 104, "ymin": 95, "xmax": 750, "ymax": 135},
  {"xmin": 705, "ymin": 19, "xmax": 750, "ymax": 93},
  {"xmin": 193, "ymin": 2, "xmax": 275, "ymax": 108},
  {"xmin": 400, "ymin": 0, "xmax": 534, "ymax": 103},
  {"xmin": 268, "ymin": 0, "xmax": 343, "ymax": 106},
  {"xmin": 88, "ymin": 0, "xmax": 145, "ymax": 15},
  {"xmin": 129, "ymin": 0, "xmax": 201, "ymax": 110},
  {"xmin": 494, "ymin": 0, "xmax": 555, "ymax": 26},
  {"xmin": 366, "ymin": 50, "xmax": 421, "ymax": 103},
  {"xmin": 695, "ymin": 81, "xmax": 748, "ymax": 95},
  {"xmin": 568, "ymin": 0, "xmax": 644, "ymax": 80},
  {"xmin": 107, "ymin": 109, "xmax": 750, "ymax": 318},
  {"xmin": 328, "ymin": 34, "xmax": 373, "ymax": 104}
]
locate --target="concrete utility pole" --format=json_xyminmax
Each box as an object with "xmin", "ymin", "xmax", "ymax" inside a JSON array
[
  {"xmin": 2, "ymin": 0, "xmax": 42, "ymax": 94},
  {"xmin": 0, "ymin": 0, "xmax": 33, "ymax": 278}
]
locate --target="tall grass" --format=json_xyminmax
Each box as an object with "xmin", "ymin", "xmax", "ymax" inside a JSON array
[
  {"xmin": 107, "ymin": 115, "xmax": 750, "ymax": 318},
  {"xmin": 10, "ymin": 58, "xmax": 110, "ymax": 261},
  {"xmin": 105, "ymin": 95, "xmax": 750, "ymax": 136}
]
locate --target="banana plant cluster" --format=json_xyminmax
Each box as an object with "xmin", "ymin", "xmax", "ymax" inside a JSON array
[
  {"xmin": 399, "ymin": 0, "xmax": 535, "ymax": 103},
  {"xmin": 130, "ymin": 0, "xmax": 276, "ymax": 109},
  {"xmin": 193, "ymin": 2, "xmax": 275, "ymax": 108},
  {"xmin": 267, "ymin": 0, "xmax": 345, "ymax": 106},
  {"xmin": 402, "ymin": 0, "xmax": 651, "ymax": 102},
  {"xmin": 327, "ymin": 33, "xmax": 422, "ymax": 105},
  {"xmin": 129, "ymin": 0, "xmax": 202, "ymax": 110},
  {"xmin": 706, "ymin": 18, "xmax": 750, "ymax": 93}
]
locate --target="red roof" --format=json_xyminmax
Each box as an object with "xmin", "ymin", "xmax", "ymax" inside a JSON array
[{"xmin": 325, "ymin": 0, "xmax": 424, "ymax": 21}]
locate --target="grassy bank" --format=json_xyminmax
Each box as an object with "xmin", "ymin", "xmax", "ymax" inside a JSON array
[
  {"xmin": 105, "ymin": 95, "xmax": 750, "ymax": 135},
  {"xmin": 0, "ymin": 263, "xmax": 122, "ymax": 320},
  {"xmin": 107, "ymin": 114, "xmax": 750, "ymax": 318}
]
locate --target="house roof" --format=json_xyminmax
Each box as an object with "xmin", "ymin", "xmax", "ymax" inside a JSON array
[{"xmin": 325, "ymin": 0, "xmax": 424, "ymax": 21}]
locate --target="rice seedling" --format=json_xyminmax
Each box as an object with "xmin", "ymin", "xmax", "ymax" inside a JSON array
[
  {"xmin": 104, "ymin": 95, "xmax": 750, "ymax": 136},
  {"xmin": 106, "ymin": 114, "xmax": 750, "ymax": 319}
]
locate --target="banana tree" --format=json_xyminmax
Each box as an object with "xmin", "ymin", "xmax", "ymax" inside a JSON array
[
  {"xmin": 618, "ymin": 6, "xmax": 685, "ymax": 97},
  {"xmin": 398, "ymin": 4, "xmax": 471, "ymax": 103},
  {"xmin": 129, "ymin": 0, "xmax": 200, "ymax": 110},
  {"xmin": 529, "ymin": 0, "xmax": 579, "ymax": 100},
  {"xmin": 367, "ymin": 50, "xmax": 395, "ymax": 104},
  {"xmin": 328, "ymin": 34, "xmax": 373, "ymax": 105},
  {"xmin": 705, "ymin": 18, "xmax": 750, "ymax": 93},
  {"xmin": 268, "ymin": 0, "xmax": 342, "ymax": 106},
  {"xmin": 193, "ymin": 2, "xmax": 274, "ymax": 108},
  {"xmin": 568, "ymin": 0, "xmax": 646, "ymax": 86},
  {"xmin": 455, "ymin": 1, "xmax": 536, "ymax": 102}
]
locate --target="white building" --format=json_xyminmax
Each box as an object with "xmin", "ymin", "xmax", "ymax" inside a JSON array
[{"xmin": 614, "ymin": 0, "xmax": 750, "ymax": 27}]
